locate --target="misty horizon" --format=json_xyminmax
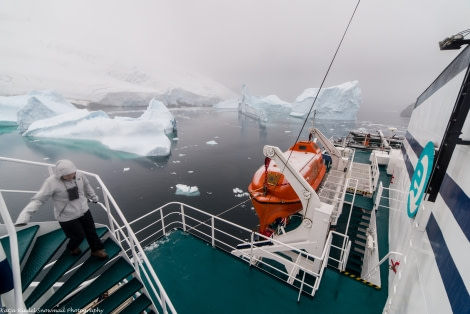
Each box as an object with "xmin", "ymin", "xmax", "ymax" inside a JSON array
[{"xmin": 1, "ymin": 0, "xmax": 469, "ymax": 118}]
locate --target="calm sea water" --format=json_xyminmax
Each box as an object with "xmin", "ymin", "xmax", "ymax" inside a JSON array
[{"xmin": 0, "ymin": 107, "xmax": 409, "ymax": 230}]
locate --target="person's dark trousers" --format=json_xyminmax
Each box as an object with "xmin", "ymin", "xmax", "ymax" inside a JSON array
[{"xmin": 59, "ymin": 210, "xmax": 104, "ymax": 252}]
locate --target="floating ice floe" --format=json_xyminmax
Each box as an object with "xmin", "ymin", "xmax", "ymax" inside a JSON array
[{"xmin": 175, "ymin": 184, "xmax": 200, "ymax": 196}]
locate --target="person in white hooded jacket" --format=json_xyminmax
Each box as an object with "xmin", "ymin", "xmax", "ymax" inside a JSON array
[{"xmin": 16, "ymin": 159, "xmax": 108, "ymax": 259}]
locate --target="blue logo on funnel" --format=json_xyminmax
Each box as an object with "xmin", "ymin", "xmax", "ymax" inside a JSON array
[{"xmin": 407, "ymin": 141, "xmax": 434, "ymax": 218}]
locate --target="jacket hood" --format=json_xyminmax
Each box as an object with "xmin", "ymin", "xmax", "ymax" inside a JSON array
[{"xmin": 55, "ymin": 160, "xmax": 77, "ymax": 179}]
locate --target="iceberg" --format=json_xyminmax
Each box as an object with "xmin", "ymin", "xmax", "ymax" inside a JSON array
[
  {"xmin": 0, "ymin": 81, "xmax": 359, "ymax": 156},
  {"xmin": 235, "ymin": 81, "xmax": 360, "ymax": 122},
  {"xmin": 1, "ymin": 90, "xmax": 176, "ymax": 157},
  {"xmin": 290, "ymin": 81, "xmax": 361, "ymax": 120},
  {"xmin": 213, "ymin": 98, "xmax": 239, "ymax": 109},
  {"xmin": 140, "ymin": 98, "xmax": 177, "ymax": 134},
  {"xmin": 0, "ymin": 90, "xmax": 76, "ymax": 127},
  {"xmin": 0, "ymin": 95, "xmax": 27, "ymax": 126},
  {"xmin": 238, "ymin": 85, "xmax": 291, "ymax": 123}
]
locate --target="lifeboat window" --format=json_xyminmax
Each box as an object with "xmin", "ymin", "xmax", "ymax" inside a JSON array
[{"xmin": 299, "ymin": 145, "xmax": 307, "ymax": 150}]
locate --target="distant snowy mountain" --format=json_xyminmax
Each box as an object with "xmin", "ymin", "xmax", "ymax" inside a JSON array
[
  {"xmin": 0, "ymin": 13, "xmax": 360, "ymax": 118},
  {"xmin": 0, "ymin": 29, "xmax": 237, "ymax": 107}
]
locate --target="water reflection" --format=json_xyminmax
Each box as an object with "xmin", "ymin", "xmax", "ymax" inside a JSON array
[{"xmin": 0, "ymin": 107, "xmax": 408, "ymax": 232}]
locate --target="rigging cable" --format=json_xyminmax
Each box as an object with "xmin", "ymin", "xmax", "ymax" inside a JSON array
[
  {"xmin": 183, "ymin": 197, "xmax": 253, "ymax": 234},
  {"xmin": 279, "ymin": 0, "xmax": 361, "ymax": 218},
  {"xmin": 193, "ymin": 1, "xmax": 362, "ymax": 232},
  {"xmin": 292, "ymin": 0, "xmax": 361, "ymax": 149}
]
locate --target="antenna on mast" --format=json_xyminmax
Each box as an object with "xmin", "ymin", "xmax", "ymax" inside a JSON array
[{"xmin": 439, "ymin": 29, "xmax": 470, "ymax": 50}]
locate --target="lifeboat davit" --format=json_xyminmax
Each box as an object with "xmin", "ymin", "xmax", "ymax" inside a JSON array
[{"xmin": 248, "ymin": 140, "xmax": 326, "ymax": 235}]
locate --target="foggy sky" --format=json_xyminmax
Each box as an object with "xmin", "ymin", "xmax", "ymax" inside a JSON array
[{"xmin": 1, "ymin": 0, "xmax": 469, "ymax": 118}]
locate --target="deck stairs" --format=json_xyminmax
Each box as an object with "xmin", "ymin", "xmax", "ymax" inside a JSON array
[
  {"xmin": 317, "ymin": 169, "xmax": 348, "ymax": 225},
  {"xmin": 318, "ymin": 152, "xmax": 377, "ymax": 278},
  {"xmin": 343, "ymin": 205, "xmax": 372, "ymax": 276},
  {"xmin": 347, "ymin": 162, "xmax": 373, "ymax": 198},
  {"xmin": 0, "ymin": 223, "xmax": 154, "ymax": 313}
]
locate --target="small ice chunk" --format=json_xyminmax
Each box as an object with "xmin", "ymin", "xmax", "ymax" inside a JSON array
[
  {"xmin": 175, "ymin": 184, "xmax": 200, "ymax": 196},
  {"xmin": 233, "ymin": 188, "xmax": 243, "ymax": 194},
  {"xmin": 206, "ymin": 140, "xmax": 218, "ymax": 145}
]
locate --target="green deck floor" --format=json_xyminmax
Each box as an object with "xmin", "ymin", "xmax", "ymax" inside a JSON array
[
  {"xmin": 144, "ymin": 149, "xmax": 391, "ymax": 314},
  {"xmin": 145, "ymin": 230, "xmax": 388, "ymax": 314}
]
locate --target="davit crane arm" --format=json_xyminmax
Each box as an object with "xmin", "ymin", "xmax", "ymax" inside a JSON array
[{"xmin": 309, "ymin": 127, "xmax": 350, "ymax": 171}]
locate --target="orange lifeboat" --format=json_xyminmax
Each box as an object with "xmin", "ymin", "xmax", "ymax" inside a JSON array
[{"xmin": 248, "ymin": 140, "xmax": 326, "ymax": 235}]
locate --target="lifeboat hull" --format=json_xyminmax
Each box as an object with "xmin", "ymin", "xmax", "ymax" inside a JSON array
[{"xmin": 248, "ymin": 141, "xmax": 326, "ymax": 234}]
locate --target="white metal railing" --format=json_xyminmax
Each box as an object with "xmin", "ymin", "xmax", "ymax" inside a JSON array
[
  {"xmin": 125, "ymin": 201, "xmax": 351, "ymax": 299},
  {"xmin": 373, "ymin": 181, "xmax": 409, "ymax": 216},
  {"xmin": 370, "ymin": 152, "xmax": 380, "ymax": 192},
  {"xmin": 0, "ymin": 156, "xmax": 176, "ymax": 314},
  {"xmin": 1, "ymin": 156, "xmax": 355, "ymax": 305},
  {"xmin": 0, "ymin": 193, "xmax": 27, "ymax": 312}
]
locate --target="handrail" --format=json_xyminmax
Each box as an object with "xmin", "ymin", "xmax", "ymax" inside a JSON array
[
  {"xmin": 0, "ymin": 156, "xmax": 355, "ymax": 303},
  {"xmin": 93, "ymin": 201, "xmax": 174, "ymax": 313},
  {"xmin": 0, "ymin": 193, "xmax": 26, "ymax": 312},
  {"xmin": 129, "ymin": 201, "xmax": 329, "ymax": 260},
  {"xmin": 370, "ymin": 152, "xmax": 380, "ymax": 192},
  {"xmin": 0, "ymin": 156, "xmax": 176, "ymax": 314},
  {"xmin": 125, "ymin": 201, "xmax": 352, "ymax": 298},
  {"xmin": 138, "ymin": 203, "xmax": 325, "ymax": 286},
  {"xmin": 363, "ymin": 251, "xmax": 403, "ymax": 279}
]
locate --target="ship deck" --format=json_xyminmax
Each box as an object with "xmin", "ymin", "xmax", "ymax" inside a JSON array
[
  {"xmin": 143, "ymin": 149, "xmax": 392, "ymax": 314},
  {"xmin": 144, "ymin": 229, "xmax": 387, "ymax": 314}
]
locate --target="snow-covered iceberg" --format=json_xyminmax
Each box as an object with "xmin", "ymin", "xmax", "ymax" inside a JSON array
[
  {"xmin": 234, "ymin": 81, "xmax": 361, "ymax": 122},
  {"xmin": 1, "ymin": 90, "xmax": 176, "ymax": 157},
  {"xmin": 0, "ymin": 90, "xmax": 76, "ymax": 128},
  {"xmin": 290, "ymin": 81, "xmax": 361, "ymax": 120},
  {"xmin": 238, "ymin": 85, "xmax": 291, "ymax": 123},
  {"xmin": 140, "ymin": 98, "xmax": 177, "ymax": 134},
  {"xmin": 0, "ymin": 95, "xmax": 28, "ymax": 126}
]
